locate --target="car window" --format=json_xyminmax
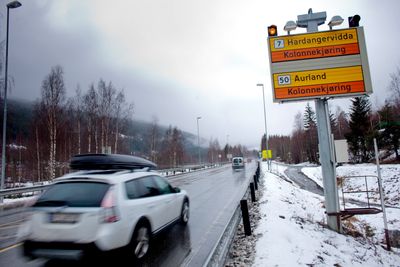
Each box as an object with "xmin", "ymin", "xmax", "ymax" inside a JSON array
[
  {"xmin": 33, "ymin": 181, "xmax": 110, "ymax": 207},
  {"xmin": 152, "ymin": 176, "xmax": 174, "ymax": 194},
  {"xmin": 125, "ymin": 179, "xmax": 140, "ymax": 199},
  {"xmin": 125, "ymin": 176, "xmax": 160, "ymax": 199}
]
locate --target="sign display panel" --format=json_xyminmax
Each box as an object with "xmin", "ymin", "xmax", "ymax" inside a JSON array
[
  {"xmin": 273, "ymin": 66, "xmax": 365, "ymax": 100},
  {"xmin": 268, "ymin": 27, "xmax": 372, "ymax": 102},
  {"xmin": 269, "ymin": 28, "xmax": 360, "ymax": 62}
]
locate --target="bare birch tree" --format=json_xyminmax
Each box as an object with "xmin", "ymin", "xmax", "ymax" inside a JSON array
[
  {"xmin": 40, "ymin": 66, "xmax": 66, "ymax": 179},
  {"xmin": 145, "ymin": 116, "xmax": 160, "ymax": 162},
  {"xmin": 31, "ymin": 102, "xmax": 47, "ymax": 182},
  {"xmin": 83, "ymin": 84, "xmax": 98, "ymax": 153},
  {"xmin": 388, "ymin": 66, "xmax": 400, "ymax": 115},
  {"xmin": 73, "ymin": 85, "xmax": 84, "ymax": 154},
  {"xmin": 335, "ymin": 106, "xmax": 350, "ymax": 139},
  {"xmin": 160, "ymin": 126, "xmax": 185, "ymax": 167},
  {"xmin": 113, "ymin": 90, "xmax": 133, "ymax": 153},
  {"xmin": 290, "ymin": 111, "xmax": 306, "ymax": 163},
  {"xmin": 207, "ymin": 138, "xmax": 221, "ymax": 163},
  {"xmin": 97, "ymin": 80, "xmax": 116, "ymax": 153}
]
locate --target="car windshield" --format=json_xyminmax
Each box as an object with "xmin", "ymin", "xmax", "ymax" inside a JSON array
[
  {"xmin": 233, "ymin": 158, "xmax": 242, "ymax": 163},
  {"xmin": 34, "ymin": 181, "xmax": 111, "ymax": 207}
]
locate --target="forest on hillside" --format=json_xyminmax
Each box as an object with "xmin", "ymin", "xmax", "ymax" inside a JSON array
[{"xmin": 1, "ymin": 66, "xmax": 253, "ymax": 184}]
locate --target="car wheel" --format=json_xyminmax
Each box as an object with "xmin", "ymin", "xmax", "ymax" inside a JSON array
[
  {"xmin": 180, "ymin": 199, "xmax": 189, "ymax": 225},
  {"xmin": 130, "ymin": 223, "xmax": 151, "ymax": 259}
]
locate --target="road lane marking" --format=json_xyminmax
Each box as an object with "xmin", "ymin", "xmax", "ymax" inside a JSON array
[
  {"xmin": 0, "ymin": 242, "xmax": 21, "ymax": 253},
  {"xmin": 0, "ymin": 223, "xmax": 22, "ymax": 230}
]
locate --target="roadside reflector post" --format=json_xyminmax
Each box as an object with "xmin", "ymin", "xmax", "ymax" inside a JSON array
[
  {"xmin": 253, "ymin": 175, "xmax": 258, "ymax": 190},
  {"xmin": 240, "ymin": 199, "xmax": 252, "ymax": 236},
  {"xmin": 250, "ymin": 182, "xmax": 256, "ymax": 202},
  {"xmin": 374, "ymin": 138, "xmax": 391, "ymax": 251}
]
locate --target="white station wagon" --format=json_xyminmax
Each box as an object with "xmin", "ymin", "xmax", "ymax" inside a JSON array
[{"xmin": 20, "ymin": 154, "xmax": 189, "ymax": 261}]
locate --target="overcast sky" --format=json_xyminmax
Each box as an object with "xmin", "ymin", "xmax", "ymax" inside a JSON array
[{"xmin": 1, "ymin": 0, "xmax": 399, "ymax": 149}]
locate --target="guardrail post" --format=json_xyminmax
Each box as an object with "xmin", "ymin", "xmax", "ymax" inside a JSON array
[
  {"xmin": 253, "ymin": 175, "xmax": 258, "ymax": 190},
  {"xmin": 250, "ymin": 183, "xmax": 256, "ymax": 202},
  {"xmin": 240, "ymin": 199, "xmax": 252, "ymax": 236}
]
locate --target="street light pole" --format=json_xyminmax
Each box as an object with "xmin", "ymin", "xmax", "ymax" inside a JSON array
[
  {"xmin": 196, "ymin": 116, "xmax": 201, "ymax": 164},
  {"xmin": 1, "ymin": 1, "xmax": 22, "ymax": 203},
  {"xmin": 257, "ymin": 83, "xmax": 269, "ymax": 169}
]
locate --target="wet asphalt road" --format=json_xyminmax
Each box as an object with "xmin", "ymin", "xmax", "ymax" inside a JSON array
[
  {"xmin": 284, "ymin": 166, "xmax": 324, "ymax": 196},
  {"xmin": 0, "ymin": 163, "xmax": 256, "ymax": 267}
]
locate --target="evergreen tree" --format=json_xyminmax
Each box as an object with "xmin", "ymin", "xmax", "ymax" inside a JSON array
[
  {"xmin": 260, "ymin": 134, "xmax": 267, "ymax": 151},
  {"xmin": 303, "ymin": 103, "xmax": 318, "ymax": 163},
  {"xmin": 378, "ymin": 103, "xmax": 400, "ymax": 161},
  {"xmin": 346, "ymin": 96, "xmax": 373, "ymax": 162}
]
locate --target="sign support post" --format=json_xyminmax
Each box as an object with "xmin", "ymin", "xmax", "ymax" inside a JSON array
[{"xmin": 298, "ymin": 9, "xmax": 341, "ymax": 232}]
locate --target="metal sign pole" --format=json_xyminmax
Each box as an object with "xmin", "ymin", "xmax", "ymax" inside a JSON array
[
  {"xmin": 373, "ymin": 138, "xmax": 391, "ymax": 250},
  {"xmin": 298, "ymin": 9, "xmax": 341, "ymax": 232}
]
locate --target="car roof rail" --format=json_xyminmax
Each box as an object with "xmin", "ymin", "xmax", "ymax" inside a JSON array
[{"xmin": 69, "ymin": 153, "xmax": 157, "ymax": 171}]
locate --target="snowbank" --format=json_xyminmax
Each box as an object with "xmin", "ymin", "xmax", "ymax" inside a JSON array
[
  {"xmin": 302, "ymin": 164, "xmax": 400, "ymax": 206},
  {"xmin": 253, "ymin": 163, "xmax": 400, "ymax": 266}
]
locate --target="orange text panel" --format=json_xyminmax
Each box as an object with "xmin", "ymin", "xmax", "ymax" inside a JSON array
[
  {"xmin": 271, "ymin": 43, "xmax": 360, "ymax": 63},
  {"xmin": 274, "ymin": 81, "xmax": 365, "ymax": 100}
]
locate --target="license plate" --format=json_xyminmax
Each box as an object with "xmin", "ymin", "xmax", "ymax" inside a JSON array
[{"xmin": 50, "ymin": 213, "xmax": 79, "ymax": 224}]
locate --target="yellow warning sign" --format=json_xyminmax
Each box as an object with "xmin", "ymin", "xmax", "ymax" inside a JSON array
[{"xmin": 262, "ymin": 150, "xmax": 272, "ymax": 159}]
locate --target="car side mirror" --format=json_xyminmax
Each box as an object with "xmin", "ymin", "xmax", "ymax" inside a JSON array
[{"xmin": 173, "ymin": 187, "xmax": 181, "ymax": 193}]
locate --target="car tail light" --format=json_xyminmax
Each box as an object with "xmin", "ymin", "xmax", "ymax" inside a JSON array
[{"xmin": 100, "ymin": 186, "xmax": 120, "ymax": 223}]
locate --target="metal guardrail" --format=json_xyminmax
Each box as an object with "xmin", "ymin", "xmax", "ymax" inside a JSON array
[
  {"xmin": 202, "ymin": 162, "xmax": 260, "ymax": 267},
  {"xmin": 159, "ymin": 163, "xmax": 222, "ymax": 176},
  {"xmin": 202, "ymin": 187, "xmax": 250, "ymax": 267},
  {"xmin": 0, "ymin": 184, "xmax": 49, "ymax": 198}
]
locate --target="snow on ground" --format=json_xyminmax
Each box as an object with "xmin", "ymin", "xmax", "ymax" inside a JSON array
[
  {"xmin": 253, "ymin": 162, "xmax": 400, "ymax": 267},
  {"xmin": 302, "ymin": 164, "xmax": 400, "ymax": 206}
]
